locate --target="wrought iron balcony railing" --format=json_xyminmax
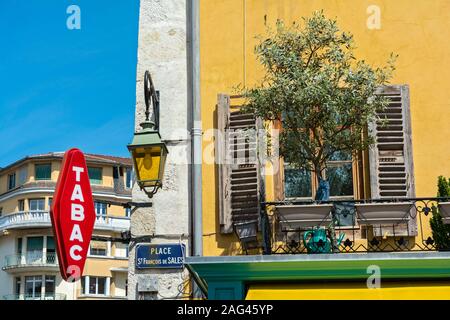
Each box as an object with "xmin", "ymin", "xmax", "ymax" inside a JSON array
[
  {"xmin": 3, "ymin": 252, "xmax": 58, "ymax": 270},
  {"xmin": 251, "ymin": 197, "xmax": 450, "ymax": 255},
  {"xmin": 2, "ymin": 293, "xmax": 67, "ymax": 300}
]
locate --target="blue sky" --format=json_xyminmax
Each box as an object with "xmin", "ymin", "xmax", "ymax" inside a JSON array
[{"xmin": 0, "ymin": 0, "xmax": 140, "ymax": 167}]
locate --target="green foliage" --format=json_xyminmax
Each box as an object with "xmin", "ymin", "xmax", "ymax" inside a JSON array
[
  {"xmin": 241, "ymin": 11, "xmax": 397, "ymax": 178},
  {"xmin": 430, "ymin": 176, "xmax": 450, "ymax": 251}
]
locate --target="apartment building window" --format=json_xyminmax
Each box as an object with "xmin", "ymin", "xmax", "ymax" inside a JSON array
[
  {"xmin": 48, "ymin": 198, "xmax": 53, "ymax": 210},
  {"xmin": 29, "ymin": 199, "xmax": 45, "ymax": 211},
  {"xmin": 0, "ymin": 207, "xmax": 2, "ymax": 217},
  {"xmin": 18, "ymin": 166, "xmax": 28, "ymax": 185},
  {"xmin": 35, "ymin": 164, "xmax": 51, "ymax": 180},
  {"xmin": 18, "ymin": 199, "xmax": 25, "ymax": 211},
  {"xmin": 125, "ymin": 207, "xmax": 131, "ymax": 217},
  {"xmin": 88, "ymin": 167, "xmax": 103, "ymax": 185},
  {"xmin": 44, "ymin": 276, "xmax": 56, "ymax": 298},
  {"xmin": 125, "ymin": 168, "xmax": 133, "ymax": 189},
  {"xmin": 82, "ymin": 276, "xmax": 108, "ymax": 295},
  {"xmin": 89, "ymin": 241, "xmax": 108, "ymax": 257},
  {"xmin": 25, "ymin": 276, "xmax": 42, "ymax": 299},
  {"xmin": 8, "ymin": 172, "xmax": 16, "ymax": 190},
  {"xmin": 17, "ymin": 238, "xmax": 22, "ymax": 254},
  {"xmin": 284, "ymin": 151, "xmax": 354, "ymax": 200},
  {"xmin": 15, "ymin": 277, "xmax": 21, "ymax": 297},
  {"xmin": 94, "ymin": 201, "xmax": 107, "ymax": 217}
]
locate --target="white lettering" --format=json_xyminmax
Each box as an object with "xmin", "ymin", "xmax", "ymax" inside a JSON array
[
  {"xmin": 70, "ymin": 245, "xmax": 83, "ymax": 261},
  {"xmin": 70, "ymin": 224, "xmax": 84, "ymax": 242},
  {"xmin": 72, "ymin": 166, "xmax": 84, "ymax": 182},
  {"xmin": 71, "ymin": 203, "xmax": 85, "ymax": 221},
  {"xmin": 71, "ymin": 184, "xmax": 84, "ymax": 202}
]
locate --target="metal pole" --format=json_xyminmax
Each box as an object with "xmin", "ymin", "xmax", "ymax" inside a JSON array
[{"xmin": 189, "ymin": 0, "xmax": 203, "ymax": 258}]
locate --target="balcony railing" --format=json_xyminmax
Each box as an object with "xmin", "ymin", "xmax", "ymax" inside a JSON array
[
  {"xmin": 2, "ymin": 293, "xmax": 66, "ymax": 300},
  {"xmin": 3, "ymin": 252, "xmax": 58, "ymax": 270},
  {"xmin": 252, "ymin": 197, "xmax": 450, "ymax": 255},
  {"xmin": 0, "ymin": 211, "xmax": 130, "ymax": 232}
]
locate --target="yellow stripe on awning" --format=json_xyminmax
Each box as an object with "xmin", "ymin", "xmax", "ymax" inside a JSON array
[{"xmin": 246, "ymin": 282, "xmax": 450, "ymax": 300}]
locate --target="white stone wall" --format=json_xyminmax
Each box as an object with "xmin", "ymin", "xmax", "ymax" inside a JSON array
[{"xmin": 128, "ymin": 0, "xmax": 190, "ymax": 300}]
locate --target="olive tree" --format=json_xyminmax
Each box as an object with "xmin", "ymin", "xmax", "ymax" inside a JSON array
[{"xmin": 243, "ymin": 11, "xmax": 397, "ymax": 200}]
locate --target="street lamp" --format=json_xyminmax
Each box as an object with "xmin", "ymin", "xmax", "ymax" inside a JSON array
[{"xmin": 128, "ymin": 71, "xmax": 168, "ymax": 198}]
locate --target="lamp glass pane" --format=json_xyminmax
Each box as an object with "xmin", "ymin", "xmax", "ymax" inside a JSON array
[{"xmin": 133, "ymin": 146, "xmax": 162, "ymax": 186}]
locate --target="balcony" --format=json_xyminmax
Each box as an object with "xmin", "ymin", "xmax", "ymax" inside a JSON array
[
  {"xmin": 2, "ymin": 252, "xmax": 58, "ymax": 272},
  {"xmin": 2, "ymin": 293, "xmax": 66, "ymax": 300},
  {"xmin": 0, "ymin": 211, "xmax": 130, "ymax": 233},
  {"xmin": 251, "ymin": 197, "xmax": 450, "ymax": 255}
]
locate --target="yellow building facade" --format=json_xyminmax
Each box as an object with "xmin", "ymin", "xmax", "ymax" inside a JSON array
[
  {"xmin": 199, "ymin": 0, "xmax": 450, "ymax": 255},
  {"xmin": 183, "ymin": 0, "xmax": 450, "ymax": 300},
  {"xmin": 0, "ymin": 153, "xmax": 132, "ymax": 300}
]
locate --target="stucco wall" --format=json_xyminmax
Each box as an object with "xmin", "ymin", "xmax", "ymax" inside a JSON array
[
  {"xmin": 128, "ymin": 0, "xmax": 190, "ymax": 300},
  {"xmin": 199, "ymin": 0, "xmax": 450, "ymax": 256}
]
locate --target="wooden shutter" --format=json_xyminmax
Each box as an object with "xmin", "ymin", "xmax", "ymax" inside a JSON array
[
  {"xmin": 217, "ymin": 94, "xmax": 262, "ymax": 234},
  {"xmin": 368, "ymin": 85, "xmax": 417, "ymax": 236}
]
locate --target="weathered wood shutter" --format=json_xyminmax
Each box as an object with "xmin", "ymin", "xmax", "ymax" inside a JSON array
[
  {"xmin": 368, "ymin": 85, "xmax": 417, "ymax": 235},
  {"xmin": 217, "ymin": 94, "xmax": 262, "ymax": 234}
]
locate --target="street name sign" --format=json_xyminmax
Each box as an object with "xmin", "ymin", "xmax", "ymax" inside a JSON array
[{"xmin": 136, "ymin": 244, "xmax": 186, "ymax": 269}]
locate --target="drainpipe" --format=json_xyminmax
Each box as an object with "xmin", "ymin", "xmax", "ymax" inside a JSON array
[{"xmin": 188, "ymin": 0, "xmax": 202, "ymax": 258}]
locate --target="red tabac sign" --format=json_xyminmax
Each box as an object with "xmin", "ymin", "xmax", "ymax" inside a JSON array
[{"xmin": 50, "ymin": 149, "xmax": 95, "ymax": 282}]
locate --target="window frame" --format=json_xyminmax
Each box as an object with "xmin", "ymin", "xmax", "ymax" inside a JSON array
[
  {"xmin": 35, "ymin": 163, "xmax": 52, "ymax": 181},
  {"xmin": 29, "ymin": 198, "xmax": 45, "ymax": 212},
  {"xmin": 88, "ymin": 167, "xmax": 103, "ymax": 185},
  {"xmin": 8, "ymin": 172, "xmax": 16, "ymax": 190}
]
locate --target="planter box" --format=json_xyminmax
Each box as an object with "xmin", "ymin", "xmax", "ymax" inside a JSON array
[
  {"xmin": 275, "ymin": 204, "xmax": 333, "ymax": 229},
  {"xmin": 356, "ymin": 202, "xmax": 413, "ymax": 225},
  {"xmin": 438, "ymin": 202, "xmax": 450, "ymax": 225}
]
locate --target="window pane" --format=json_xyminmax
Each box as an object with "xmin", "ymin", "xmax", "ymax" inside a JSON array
[
  {"xmin": 329, "ymin": 150, "xmax": 352, "ymax": 161},
  {"xmin": 29, "ymin": 199, "xmax": 45, "ymax": 211},
  {"xmin": 88, "ymin": 167, "xmax": 103, "ymax": 185},
  {"xmin": 328, "ymin": 164, "xmax": 354, "ymax": 197},
  {"xmin": 8, "ymin": 173, "xmax": 16, "ymax": 190},
  {"xmin": 27, "ymin": 236, "xmax": 44, "ymax": 252},
  {"xmin": 284, "ymin": 168, "xmax": 312, "ymax": 198},
  {"xmin": 15, "ymin": 277, "xmax": 21, "ymax": 296},
  {"xmin": 18, "ymin": 199, "xmax": 25, "ymax": 211},
  {"xmin": 95, "ymin": 202, "xmax": 107, "ymax": 216},
  {"xmin": 45, "ymin": 276, "xmax": 56, "ymax": 296},
  {"xmin": 89, "ymin": 277, "xmax": 97, "ymax": 294},
  {"xmin": 35, "ymin": 164, "xmax": 51, "ymax": 180},
  {"xmin": 97, "ymin": 277, "xmax": 106, "ymax": 295},
  {"xmin": 126, "ymin": 168, "xmax": 133, "ymax": 189},
  {"xmin": 19, "ymin": 166, "xmax": 28, "ymax": 185}
]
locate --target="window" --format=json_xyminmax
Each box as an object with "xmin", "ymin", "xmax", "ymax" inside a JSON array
[
  {"xmin": 18, "ymin": 199, "xmax": 25, "ymax": 212},
  {"xmin": 18, "ymin": 166, "xmax": 28, "ymax": 185},
  {"xmin": 125, "ymin": 207, "xmax": 131, "ymax": 218},
  {"xmin": 89, "ymin": 241, "xmax": 108, "ymax": 257},
  {"xmin": 8, "ymin": 173, "xmax": 16, "ymax": 190},
  {"xmin": 327, "ymin": 151, "xmax": 354, "ymax": 197},
  {"xmin": 284, "ymin": 151, "xmax": 355, "ymax": 200},
  {"xmin": 83, "ymin": 276, "xmax": 107, "ymax": 295},
  {"xmin": 15, "ymin": 277, "xmax": 21, "ymax": 297},
  {"xmin": 88, "ymin": 167, "xmax": 103, "ymax": 185},
  {"xmin": 35, "ymin": 164, "xmax": 51, "ymax": 180},
  {"xmin": 29, "ymin": 199, "xmax": 45, "ymax": 211},
  {"xmin": 0, "ymin": 207, "xmax": 2, "ymax": 217},
  {"xmin": 94, "ymin": 202, "xmax": 107, "ymax": 217},
  {"xmin": 27, "ymin": 236, "xmax": 44, "ymax": 253},
  {"xmin": 17, "ymin": 238, "xmax": 22, "ymax": 254},
  {"xmin": 44, "ymin": 276, "xmax": 55, "ymax": 298},
  {"xmin": 46, "ymin": 237, "xmax": 56, "ymax": 263},
  {"xmin": 125, "ymin": 168, "xmax": 133, "ymax": 189},
  {"xmin": 284, "ymin": 167, "xmax": 312, "ymax": 198},
  {"xmin": 48, "ymin": 198, "xmax": 53, "ymax": 210},
  {"xmin": 25, "ymin": 276, "xmax": 42, "ymax": 299}
]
